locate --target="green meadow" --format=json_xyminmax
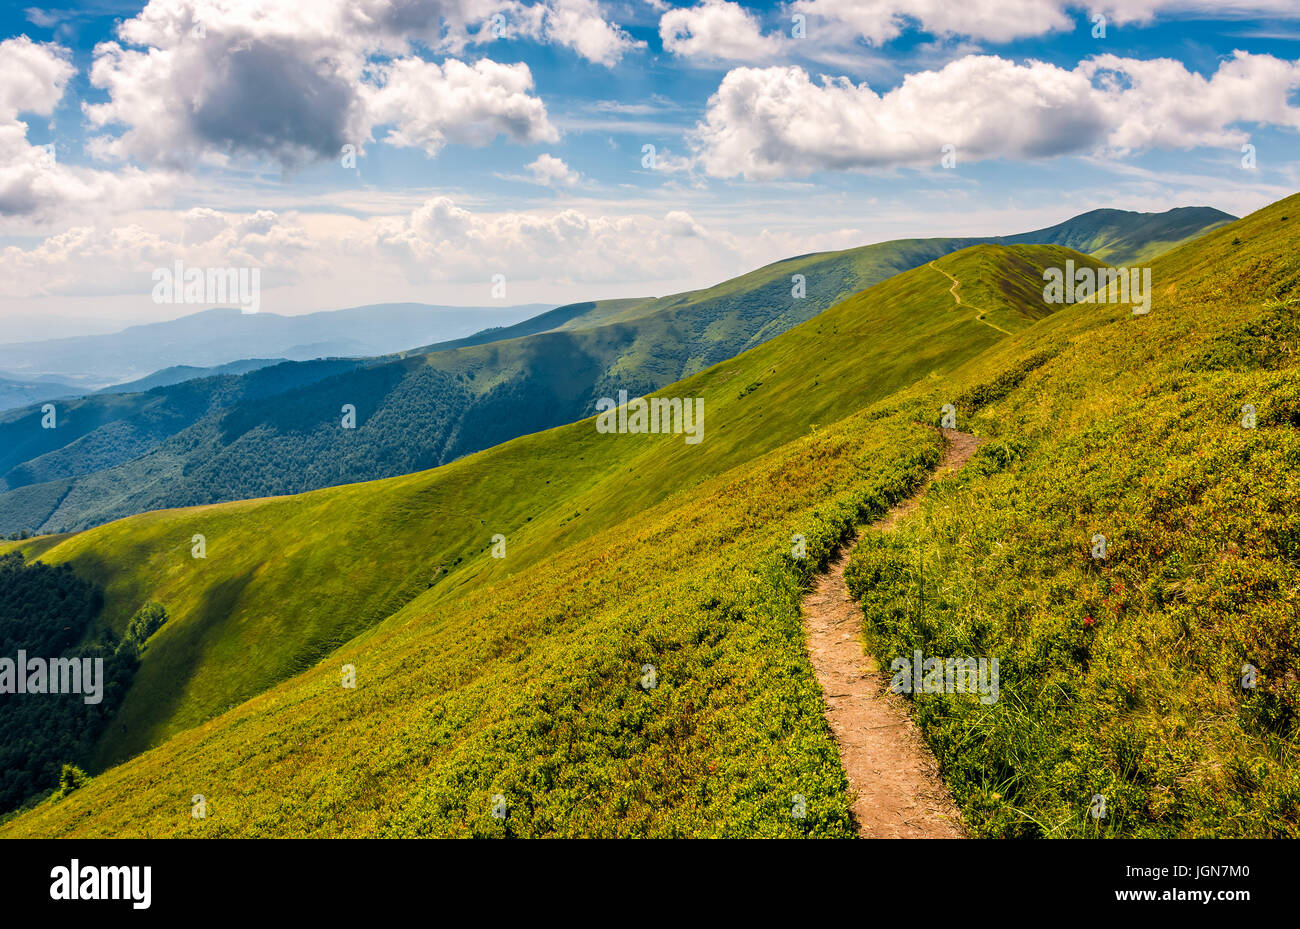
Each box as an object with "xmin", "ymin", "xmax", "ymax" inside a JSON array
[{"xmin": 1, "ymin": 195, "xmax": 1294, "ymax": 836}]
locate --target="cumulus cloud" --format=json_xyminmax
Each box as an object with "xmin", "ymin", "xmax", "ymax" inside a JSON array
[
  {"xmin": 507, "ymin": 0, "xmax": 645, "ymax": 67},
  {"xmin": 693, "ymin": 52, "xmax": 1300, "ymax": 179},
  {"xmin": 365, "ymin": 57, "xmax": 558, "ymax": 155},
  {"xmin": 792, "ymin": 0, "xmax": 1300, "ymax": 46},
  {"xmin": 0, "ymin": 195, "xmax": 734, "ymax": 302},
  {"xmin": 523, "ymin": 153, "xmax": 581, "ymax": 186},
  {"xmin": 0, "ymin": 36, "xmax": 174, "ymax": 220},
  {"xmin": 1080, "ymin": 52, "xmax": 1300, "ymax": 152},
  {"xmin": 369, "ymin": 195, "xmax": 731, "ymax": 283},
  {"xmin": 0, "ymin": 130, "xmax": 173, "ymax": 220},
  {"xmin": 80, "ymin": 0, "xmax": 633, "ymax": 169},
  {"xmin": 660, "ymin": 0, "xmax": 784, "ymax": 61},
  {"xmin": 0, "ymin": 34, "xmax": 74, "ymax": 118},
  {"xmin": 0, "ymin": 208, "xmax": 315, "ymax": 297},
  {"xmin": 84, "ymin": 32, "xmax": 371, "ymax": 169},
  {"xmin": 180, "ymin": 206, "xmax": 231, "ymax": 245}
]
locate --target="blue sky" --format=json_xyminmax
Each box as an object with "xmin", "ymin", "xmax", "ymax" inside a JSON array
[{"xmin": 1, "ymin": 1, "xmax": 1298, "ymax": 334}]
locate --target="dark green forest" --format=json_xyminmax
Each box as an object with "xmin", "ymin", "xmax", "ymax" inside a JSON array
[{"xmin": 0, "ymin": 553, "xmax": 158, "ymax": 813}]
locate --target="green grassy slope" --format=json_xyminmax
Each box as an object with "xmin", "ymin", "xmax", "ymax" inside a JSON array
[
  {"xmin": 0, "ymin": 208, "xmax": 1228, "ymax": 536},
  {"xmin": 1001, "ymin": 206, "xmax": 1235, "ymax": 265},
  {"xmin": 843, "ymin": 195, "xmax": 1300, "ymax": 836},
  {"xmin": 5, "ymin": 198, "xmax": 1285, "ymax": 838},
  {"xmin": 4, "ymin": 414, "xmax": 941, "ymax": 837},
  {"xmin": 0, "ymin": 245, "xmax": 1095, "ymax": 775},
  {"xmin": 0, "ymin": 238, "xmax": 962, "ymax": 535}
]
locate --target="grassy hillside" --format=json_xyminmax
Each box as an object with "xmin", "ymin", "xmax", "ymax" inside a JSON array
[
  {"xmin": 4, "ymin": 197, "xmax": 1286, "ymax": 838},
  {"xmin": 0, "ymin": 238, "xmax": 960, "ymax": 535},
  {"xmin": 844, "ymin": 198, "xmax": 1300, "ymax": 836},
  {"xmin": 3, "ymin": 416, "xmax": 942, "ymax": 836},
  {"xmin": 0, "ymin": 208, "xmax": 1229, "ymax": 536},
  {"xmin": 0, "ymin": 244, "xmax": 1094, "ymax": 776},
  {"xmin": 1001, "ymin": 206, "xmax": 1235, "ymax": 266}
]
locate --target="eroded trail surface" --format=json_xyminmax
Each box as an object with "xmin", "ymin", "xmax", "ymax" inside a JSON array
[{"xmin": 801, "ymin": 428, "xmax": 980, "ymax": 838}]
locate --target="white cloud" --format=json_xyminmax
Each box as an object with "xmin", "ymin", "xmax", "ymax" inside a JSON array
[
  {"xmin": 370, "ymin": 195, "xmax": 731, "ymax": 283},
  {"xmin": 180, "ymin": 206, "xmax": 230, "ymax": 245},
  {"xmin": 519, "ymin": 0, "xmax": 645, "ymax": 67},
  {"xmin": 365, "ymin": 57, "xmax": 558, "ymax": 156},
  {"xmin": 0, "ymin": 36, "xmax": 175, "ymax": 221},
  {"xmin": 80, "ymin": 0, "xmax": 627, "ymax": 170},
  {"xmin": 523, "ymin": 153, "xmax": 581, "ymax": 186},
  {"xmin": 792, "ymin": 0, "xmax": 1300, "ymax": 46},
  {"xmin": 1095, "ymin": 0, "xmax": 1300, "ymax": 24},
  {"xmin": 23, "ymin": 9, "xmax": 66, "ymax": 29},
  {"xmin": 0, "ymin": 35, "xmax": 74, "ymax": 119},
  {"xmin": 0, "ymin": 196, "xmax": 734, "ymax": 304},
  {"xmin": 693, "ymin": 52, "xmax": 1300, "ymax": 179},
  {"xmin": 84, "ymin": 1, "xmax": 373, "ymax": 169},
  {"xmin": 660, "ymin": 0, "xmax": 783, "ymax": 62},
  {"xmin": 0, "ymin": 208, "xmax": 315, "ymax": 298},
  {"xmin": 1081, "ymin": 52, "xmax": 1300, "ymax": 152},
  {"xmin": 791, "ymin": 0, "xmax": 1070, "ymax": 45},
  {"xmin": 0, "ymin": 129, "xmax": 174, "ymax": 221}
]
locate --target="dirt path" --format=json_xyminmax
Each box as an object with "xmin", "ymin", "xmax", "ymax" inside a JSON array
[
  {"xmin": 927, "ymin": 260, "xmax": 1013, "ymax": 336},
  {"xmin": 801, "ymin": 428, "xmax": 980, "ymax": 838}
]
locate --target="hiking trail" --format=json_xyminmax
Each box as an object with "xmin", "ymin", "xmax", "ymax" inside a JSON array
[
  {"xmin": 928, "ymin": 261, "xmax": 1013, "ymax": 336},
  {"xmin": 801, "ymin": 427, "xmax": 980, "ymax": 838}
]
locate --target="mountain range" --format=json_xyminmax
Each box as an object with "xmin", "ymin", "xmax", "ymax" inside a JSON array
[
  {"xmin": 0, "ymin": 302, "xmax": 553, "ymax": 391},
  {"xmin": 0, "ymin": 206, "xmax": 1234, "ymax": 536}
]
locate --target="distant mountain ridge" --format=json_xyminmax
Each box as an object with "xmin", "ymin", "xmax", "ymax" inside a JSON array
[
  {"xmin": 96, "ymin": 358, "xmax": 291, "ymax": 395},
  {"xmin": 0, "ymin": 206, "xmax": 1235, "ymax": 535},
  {"xmin": 0, "ymin": 302, "xmax": 554, "ymax": 390},
  {"xmin": 998, "ymin": 206, "xmax": 1235, "ymax": 265},
  {"xmin": 0, "ymin": 374, "xmax": 81, "ymax": 413}
]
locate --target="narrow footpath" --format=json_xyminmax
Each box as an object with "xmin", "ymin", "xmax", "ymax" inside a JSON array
[
  {"xmin": 801, "ymin": 428, "xmax": 980, "ymax": 837},
  {"xmin": 928, "ymin": 260, "xmax": 1014, "ymax": 335}
]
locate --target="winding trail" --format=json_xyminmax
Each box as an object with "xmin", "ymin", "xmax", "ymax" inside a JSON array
[
  {"xmin": 801, "ymin": 428, "xmax": 980, "ymax": 838},
  {"xmin": 927, "ymin": 261, "xmax": 1014, "ymax": 336}
]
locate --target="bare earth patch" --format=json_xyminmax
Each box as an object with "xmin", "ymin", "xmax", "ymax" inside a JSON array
[{"xmin": 802, "ymin": 427, "xmax": 980, "ymax": 838}]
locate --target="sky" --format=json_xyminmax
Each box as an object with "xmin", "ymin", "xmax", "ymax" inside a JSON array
[{"xmin": 0, "ymin": 0, "xmax": 1298, "ymax": 335}]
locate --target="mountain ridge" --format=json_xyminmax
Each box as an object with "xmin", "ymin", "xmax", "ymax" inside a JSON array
[
  {"xmin": 0, "ymin": 206, "xmax": 1232, "ymax": 536},
  {"xmin": 0, "ymin": 302, "xmax": 554, "ymax": 389}
]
